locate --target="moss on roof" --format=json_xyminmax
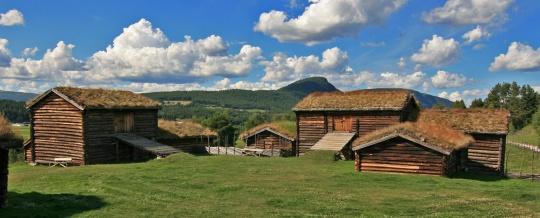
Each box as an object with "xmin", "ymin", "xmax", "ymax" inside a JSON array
[
  {"xmin": 353, "ymin": 122, "xmax": 474, "ymax": 152},
  {"xmin": 239, "ymin": 122, "xmax": 297, "ymax": 140},
  {"xmin": 27, "ymin": 86, "xmax": 161, "ymax": 109},
  {"xmin": 0, "ymin": 115, "xmax": 23, "ymax": 148},
  {"xmin": 157, "ymin": 119, "xmax": 217, "ymax": 139},
  {"xmin": 417, "ymin": 108, "xmax": 510, "ymax": 134},
  {"xmin": 293, "ymin": 90, "xmax": 417, "ymax": 111}
]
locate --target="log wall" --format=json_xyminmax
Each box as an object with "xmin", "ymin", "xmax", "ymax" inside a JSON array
[
  {"xmin": 467, "ymin": 133, "xmax": 506, "ymax": 175},
  {"xmin": 244, "ymin": 131, "xmax": 294, "ymax": 156},
  {"xmin": 158, "ymin": 137, "xmax": 216, "ymax": 154},
  {"xmin": 0, "ymin": 149, "xmax": 8, "ymax": 208},
  {"xmin": 355, "ymin": 137, "xmax": 452, "ymax": 176},
  {"xmin": 30, "ymin": 93, "xmax": 85, "ymax": 165},
  {"xmin": 297, "ymin": 112, "xmax": 327, "ymax": 155},
  {"xmin": 84, "ymin": 109, "xmax": 159, "ymax": 164}
]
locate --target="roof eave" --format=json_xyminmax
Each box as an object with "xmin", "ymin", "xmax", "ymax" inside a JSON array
[{"xmin": 353, "ymin": 133, "xmax": 452, "ymax": 155}]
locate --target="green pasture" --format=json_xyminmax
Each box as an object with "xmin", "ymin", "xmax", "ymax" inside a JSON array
[{"xmin": 3, "ymin": 151, "xmax": 540, "ymax": 217}]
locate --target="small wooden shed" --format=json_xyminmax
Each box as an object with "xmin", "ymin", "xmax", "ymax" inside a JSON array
[
  {"xmin": 417, "ymin": 109, "xmax": 510, "ymax": 175},
  {"xmin": 292, "ymin": 90, "xmax": 421, "ymax": 156},
  {"xmin": 156, "ymin": 119, "xmax": 218, "ymax": 154},
  {"xmin": 240, "ymin": 123, "xmax": 296, "ymax": 157},
  {"xmin": 25, "ymin": 87, "xmax": 178, "ymax": 165},
  {"xmin": 0, "ymin": 115, "xmax": 23, "ymax": 208},
  {"xmin": 353, "ymin": 122, "xmax": 473, "ymax": 176}
]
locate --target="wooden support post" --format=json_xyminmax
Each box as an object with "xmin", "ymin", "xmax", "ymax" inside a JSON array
[
  {"xmin": 115, "ymin": 141, "xmax": 119, "ymax": 162},
  {"xmin": 1, "ymin": 149, "xmax": 8, "ymax": 208}
]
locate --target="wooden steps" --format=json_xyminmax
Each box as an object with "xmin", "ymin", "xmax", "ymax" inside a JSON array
[
  {"xmin": 310, "ymin": 132, "xmax": 356, "ymax": 151},
  {"xmin": 114, "ymin": 133, "xmax": 180, "ymax": 157}
]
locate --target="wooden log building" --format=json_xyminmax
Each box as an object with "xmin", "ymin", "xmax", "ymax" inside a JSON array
[
  {"xmin": 25, "ymin": 87, "xmax": 178, "ymax": 165},
  {"xmin": 0, "ymin": 115, "xmax": 23, "ymax": 208},
  {"xmin": 353, "ymin": 122, "xmax": 473, "ymax": 176},
  {"xmin": 292, "ymin": 90, "xmax": 421, "ymax": 156},
  {"xmin": 156, "ymin": 119, "xmax": 217, "ymax": 154},
  {"xmin": 417, "ymin": 109, "xmax": 510, "ymax": 176},
  {"xmin": 240, "ymin": 123, "xmax": 296, "ymax": 157}
]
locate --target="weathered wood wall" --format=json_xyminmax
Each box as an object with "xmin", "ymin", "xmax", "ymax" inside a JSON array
[
  {"xmin": 84, "ymin": 109, "xmax": 158, "ymax": 164},
  {"xmin": 158, "ymin": 137, "xmax": 215, "ymax": 154},
  {"xmin": 296, "ymin": 111, "xmax": 405, "ymax": 156},
  {"xmin": 467, "ymin": 133, "xmax": 505, "ymax": 175},
  {"xmin": 29, "ymin": 93, "xmax": 85, "ymax": 165},
  {"xmin": 355, "ymin": 137, "xmax": 452, "ymax": 176},
  {"xmin": 244, "ymin": 131, "xmax": 294, "ymax": 156},
  {"xmin": 0, "ymin": 149, "xmax": 8, "ymax": 208}
]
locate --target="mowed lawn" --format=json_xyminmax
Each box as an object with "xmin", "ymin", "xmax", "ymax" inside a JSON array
[{"xmin": 3, "ymin": 151, "xmax": 540, "ymax": 217}]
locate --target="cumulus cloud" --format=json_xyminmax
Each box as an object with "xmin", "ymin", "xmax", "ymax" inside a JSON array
[
  {"xmin": 422, "ymin": 0, "xmax": 514, "ymax": 26},
  {"xmin": 462, "ymin": 25, "xmax": 491, "ymax": 45},
  {"xmin": 430, "ymin": 70, "xmax": 467, "ymax": 88},
  {"xmin": 397, "ymin": 57, "xmax": 407, "ymax": 69},
  {"xmin": 254, "ymin": 0, "xmax": 406, "ymax": 45},
  {"xmin": 22, "ymin": 47, "xmax": 38, "ymax": 57},
  {"xmin": 438, "ymin": 89, "xmax": 489, "ymax": 103},
  {"xmin": 0, "ymin": 38, "xmax": 12, "ymax": 67},
  {"xmin": 260, "ymin": 47, "xmax": 352, "ymax": 82},
  {"xmin": 363, "ymin": 71, "xmax": 428, "ymax": 89},
  {"xmin": 0, "ymin": 9, "xmax": 24, "ymax": 26},
  {"xmin": 489, "ymin": 42, "xmax": 540, "ymax": 72},
  {"xmin": 410, "ymin": 35, "xmax": 460, "ymax": 67},
  {"xmin": 87, "ymin": 19, "xmax": 263, "ymax": 83}
]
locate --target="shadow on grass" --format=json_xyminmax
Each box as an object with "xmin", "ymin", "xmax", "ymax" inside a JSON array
[
  {"xmin": 0, "ymin": 192, "xmax": 106, "ymax": 217},
  {"xmin": 449, "ymin": 171, "xmax": 508, "ymax": 182}
]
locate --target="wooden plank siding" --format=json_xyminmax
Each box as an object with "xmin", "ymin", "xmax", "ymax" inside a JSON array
[
  {"xmin": 467, "ymin": 133, "xmax": 506, "ymax": 175},
  {"xmin": 29, "ymin": 93, "xmax": 85, "ymax": 165},
  {"xmin": 355, "ymin": 137, "xmax": 456, "ymax": 176},
  {"xmin": 244, "ymin": 130, "xmax": 294, "ymax": 156}
]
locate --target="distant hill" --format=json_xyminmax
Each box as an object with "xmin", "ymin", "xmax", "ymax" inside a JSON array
[
  {"xmin": 0, "ymin": 90, "xmax": 37, "ymax": 102},
  {"xmin": 278, "ymin": 77, "xmax": 338, "ymax": 97}
]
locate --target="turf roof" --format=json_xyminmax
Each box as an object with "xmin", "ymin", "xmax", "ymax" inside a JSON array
[
  {"xmin": 0, "ymin": 115, "xmax": 23, "ymax": 149},
  {"xmin": 417, "ymin": 108, "xmax": 510, "ymax": 134},
  {"xmin": 26, "ymin": 86, "xmax": 161, "ymax": 109},
  {"xmin": 239, "ymin": 122, "xmax": 297, "ymax": 140},
  {"xmin": 352, "ymin": 121, "xmax": 474, "ymax": 153},
  {"xmin": 292, "ymin": 90, "xmax": 418, "ymax": 111},
  {"xmin": 157, "ymin": 119, "xmax": 217, "ymax": 139}
]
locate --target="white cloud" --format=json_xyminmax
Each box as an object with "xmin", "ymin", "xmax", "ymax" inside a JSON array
[
  {"xmin": 410, "ymin": 35, "xmax": 460, "ymax": 67},
  {"xmin": 360, "ymin": 42, "xmax": 386, "ymax": 47},
  {"xmin": 473, "ymin": 44, "xmax": 485, "ymax": 50},
  {"xmin": 363, "ymin": 71, "xmax": 427, "ymax": 89},
  {"xmin": 438, "ymin": 91, "xmax": 461, "ymax": 101},
  {"xmin": 430, "ymin": 70, "xmax": 467, "ymax": 88},
  {"xmin": 397, "ymin": 57, "xmax": 407, "ymax": 69},
  {"xmin": 422, "ymin": 0, "xmax": 514, "ymax": 26},
  {"xmin": 462, "ymin": 25, "xmax": 491, "ymax": 45},
  {"xmin": 87, "ymin": 19, "xmax": 263, "ymax": 83},
  {"xmin": 489, "ymin": 42, "xmax": 540, "ymax": 72},
  {"xmin": 260, "ymin": 47, "xmax": 352, "ymax": 82},
  {"xmin": 254, "ymin": 0, "xmax": 406, "ymax": 45},
  {"xmin": 22, "ymin": 47, "xmax": 38, "ymax": 57},
  {"xmin": 438, "ymin": 89, "xmax": 489, "ymax": 105},
  {"xmin": 0, "ymin": 9, "xmax": 24, "ymax": 26},
  {"xmin": 0, "ymin": 38, "xmax": 12, "ymax": 67}
]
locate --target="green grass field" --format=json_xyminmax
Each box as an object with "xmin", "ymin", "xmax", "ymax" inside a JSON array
[
  {"xmin": 508, "ymin": 125, "xmax": 540, "ymax": 146},
  {"xmin": 3, "ymin": 151, "xmax": 540, "ymax": 217},
  {"xmin": 11, "ymin": 125, "xmax": 29, "ymax": 140}
]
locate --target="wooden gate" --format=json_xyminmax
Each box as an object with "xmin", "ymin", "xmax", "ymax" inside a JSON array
[{"xmin": 333, "ymin": 116, "xmax": 352, "ymax": 132}]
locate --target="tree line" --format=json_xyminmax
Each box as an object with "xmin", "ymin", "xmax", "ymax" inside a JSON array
[{"xmin": 0, "ymin": 99, "xmax": 29, "ymax": 123}]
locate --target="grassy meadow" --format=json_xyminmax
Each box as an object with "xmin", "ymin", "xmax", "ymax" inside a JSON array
[
  {"xmin": 3, "ymin": 151, "xmax": 540, "ymax": 217},
  {"xmin": 508, "ymin": 125, "xmax": 540, "ymax": 146}
]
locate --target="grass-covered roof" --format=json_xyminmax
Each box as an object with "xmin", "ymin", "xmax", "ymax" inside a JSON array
[
  {"xmin": 353, "ymin": 122, "xmax": 474, "ymax": 153},
  {"xmin": 240, "ymin": 122, "xmax": 297, "ymax": 140},
  {"xmin": 0, "ymin": 115, "xmax": 23, "ymax": 149},
  {"xmin": 292, "ymin": 90, "xmax": 417, "ymax": 111},
  {"xmin": 157, "ymin": 119, "xmax": 217, "ymax": 139},
  {"xmin": 27, "ymin": 86, "xmax": 161, "ymax": 110},
  {"xmin": 417, "ymin": 108, "xmax": 510, "ymax": 134}
]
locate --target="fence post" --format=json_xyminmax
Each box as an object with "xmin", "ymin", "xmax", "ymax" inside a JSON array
[{"xmin": 532, "ymin": 151, "xmax": 535, "ymax": 182}]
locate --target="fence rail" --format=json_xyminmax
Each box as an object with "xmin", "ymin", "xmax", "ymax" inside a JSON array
[{"xmin": 508, "ymin": 141, "xmax": 540, "ymax": 153}]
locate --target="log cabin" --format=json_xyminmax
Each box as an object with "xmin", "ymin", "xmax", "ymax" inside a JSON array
[
  {"xmin": 25, "ymin": 87, "xmax": 179, "ymax": 165},
  {"xmin": 240, "ymin": 123, "xmax": 296, "ymax": 157},
  {"xmin": 156, "ymin": 119, "xmax": 217, "ymax": 154},
  {"xmin": 417, "ymin": 109, "xmax": 510, "ymax": 176},
  {"xmin": 352, "ymin": 122, "xmax": 473, "ymax": 176},
  {"xmin": 292, "ymin": 90, "xmax": 421, "ymax": 157},
  {"xmin": 0, "ymin": 115, "xmax": 23, "ymax": 208}
]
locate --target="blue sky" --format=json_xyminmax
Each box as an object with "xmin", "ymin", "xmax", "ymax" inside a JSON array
[{"xmin": 1, "ymin": 0, "xmax": 539, "ymax": 104}]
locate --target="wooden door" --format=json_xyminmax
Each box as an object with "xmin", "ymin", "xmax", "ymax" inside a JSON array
[
  {"xmin": 333, "ymin": 116, "xmax": 352, "ymax": 132},
  {"xmin": 114, "ymin": 112, "xmax": 134, "ymax": 133}
]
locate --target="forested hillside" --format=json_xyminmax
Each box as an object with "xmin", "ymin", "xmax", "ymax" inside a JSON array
[{"xmin": 0, "ymin": 99, "xmax": 29, "ymax": 123}]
